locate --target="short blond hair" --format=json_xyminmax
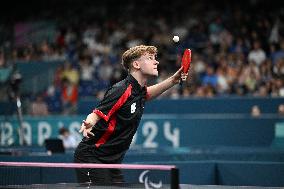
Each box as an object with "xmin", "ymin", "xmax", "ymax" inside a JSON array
[{"xmin": 121, "ymin": 45, "xmax": 157, "ymax": 70}]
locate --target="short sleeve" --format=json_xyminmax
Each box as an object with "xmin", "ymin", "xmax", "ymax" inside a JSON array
[{"xmin": 93, "ymin": 84, "xmax": 132, "ymax": 122}]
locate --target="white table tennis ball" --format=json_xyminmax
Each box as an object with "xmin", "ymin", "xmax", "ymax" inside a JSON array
[{"xmin": 173, "ymin": 36, "xmax": 179, "ymax": 43}]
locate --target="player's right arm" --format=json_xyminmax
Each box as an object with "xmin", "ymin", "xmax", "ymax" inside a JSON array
[
  {"xmin": 79, "ymin": 83, "xmax": 130, "ymax": 138},
  {"xmin": 147, "ymin": 67, "xmax": 188, "ymax": 100},
  {"xmin": 79, "ymin": 112, "xmax": 101, "ymax": 138}
]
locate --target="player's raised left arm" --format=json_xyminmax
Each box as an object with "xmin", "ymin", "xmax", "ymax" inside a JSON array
[{"xmin": 147, "ymin": 67, "xmax": 187, "ymax": 100}]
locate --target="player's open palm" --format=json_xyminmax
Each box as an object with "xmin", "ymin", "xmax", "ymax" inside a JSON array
[{"xmin": 79, "ymin": 120, "xmax": 94, "ymax": 138}]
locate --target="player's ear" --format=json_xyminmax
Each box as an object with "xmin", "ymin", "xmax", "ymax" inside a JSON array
[{"xmin": 132, "ymin": 60, "xmax": 140, "ymax": 70}]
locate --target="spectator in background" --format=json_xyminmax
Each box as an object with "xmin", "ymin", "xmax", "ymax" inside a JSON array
[
  {"xmin": 248, "ymin": 40, "xmax": 266, "ymax": 66},
  {"xmin": 275, "ymin": 79, "xmax": 284, "ymax": 96},
  {"xmin": 271, "ymin": 41, "xmax": 284, "ymax": 65},
  {"xmin": 216, "ymin": 67, "xmax": 229, "ymax": 95},
  {"xmin": 229, "ymin": 37, "xmax": 249, "ymax": 56},
  {"xmin": 273, "ymin": 58, "xmax": 284, "ymax": 78},
  {"xmin": 61, "ymin": 61, "xmax": 79, "ymax": 85},
  {"xmin": 278, "ymin": 104, "xmax": 284, "ymax": 116},
  {"xmin": 251, "ymin": 105, "xmax": 261, "ymax": 117},
  {"xmin": 30, "ymin": 94, "xmax": 49, "ymax": 116},
  {"xmin": 61, "ymin": 78, "xmax": 78, "ymax": 114},
  {"xmin": 202, "ymin": 66, "xmax": 218, "ymax": 87},
  {"xmin": 58, "ymin": 127, "xmax": 78, "ymax": 149},
  {"xmin": 97, "ymin": 57, "xmax": 114, "ymax": 82},
  {"xmin": 79, "ymin": 56, "xmax": 95, "ymax": 82},
  {"xmin": 169, "ymin": 87, "xmax": 180, "ymax": 99},
  {"xmin": 0, "ymin": 50, "xmax": 5, "ymax": 68}
]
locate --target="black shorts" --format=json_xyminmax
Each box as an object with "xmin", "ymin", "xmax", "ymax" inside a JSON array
[{"xmin": 74, "ymin": 143, "xmax": 124, "ymax": 185}]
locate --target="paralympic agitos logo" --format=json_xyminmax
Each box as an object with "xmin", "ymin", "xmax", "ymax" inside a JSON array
[{"xmin": 139, "ymin": 170, "xmax": 163, "ymax": 189}]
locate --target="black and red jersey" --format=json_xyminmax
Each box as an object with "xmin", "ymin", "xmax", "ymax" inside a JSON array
[{"xmin": 80, "ymin": 74, "xmax": 148, "ymax": 163}]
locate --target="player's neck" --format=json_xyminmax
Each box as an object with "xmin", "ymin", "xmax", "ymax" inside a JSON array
[{"xmin": 130, "ymin": 71, "xmax": 147, "ymax": 87}]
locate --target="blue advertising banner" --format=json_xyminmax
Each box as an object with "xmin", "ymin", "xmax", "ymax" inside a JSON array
[
  {"xmin": 0, "ymin": 114, "xmax": 282, "ymax": 147},
  {"xmin": 0, "ymin": 116, "xmax": 83, "ymax": 146}
]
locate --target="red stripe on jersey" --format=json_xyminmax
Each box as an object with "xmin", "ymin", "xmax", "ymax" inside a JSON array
[
  {"xmin": 93, "ymin": 109, "xmax": 108, "ymax": 121},
  {"xmin": 93, "ymin": 84, "xmax": 132, "ymax": 122},
  {"xmin": 95, "ymin": 115, "xmax": 117, "ymax": 148}
]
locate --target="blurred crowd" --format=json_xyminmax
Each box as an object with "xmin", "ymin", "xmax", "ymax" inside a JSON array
[{"xmin": 0, "ymin": 0, "xmax": 284, "ymax": 114}]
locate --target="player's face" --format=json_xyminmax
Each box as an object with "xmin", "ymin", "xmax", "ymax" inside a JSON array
[{"xmin": 137, "ymin": 53, "xmax": 159, "ymax": 76}]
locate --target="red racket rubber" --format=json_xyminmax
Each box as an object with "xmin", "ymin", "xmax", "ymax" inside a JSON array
[{"xmin": 181, "ymin": 49, "xmax": 191, "ymax": 73}]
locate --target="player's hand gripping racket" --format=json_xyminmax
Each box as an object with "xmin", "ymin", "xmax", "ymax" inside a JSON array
[{"xmin": 180, "ymin": 49, "xmax": 191, "ymax": 85}]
